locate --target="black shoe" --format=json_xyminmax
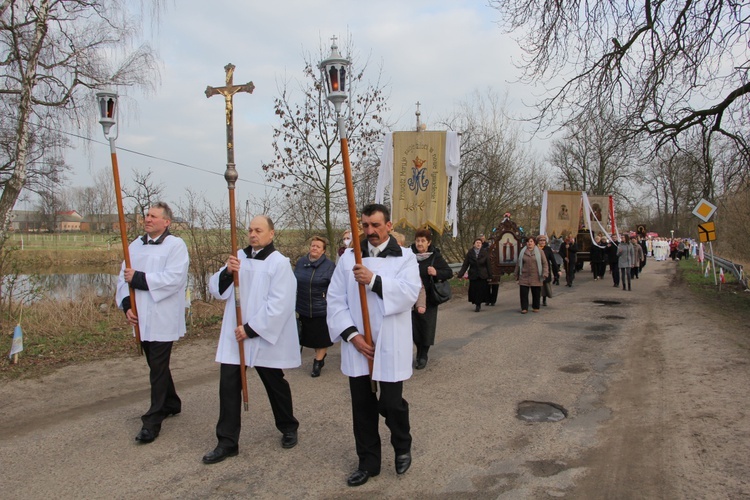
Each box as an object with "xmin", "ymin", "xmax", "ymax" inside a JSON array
[
  {"xmin": 542, "ymin": 300, "xmax": 547, "ymax": 306},
  {"xmin": 553, "ymin": 278, "xmax": 559, "ymax": 285},
  {"xmin": 475, "ymin": 304, "xmax": 481, "ymax": 312},
  {"xmin": 613, "ymin": 283, "xmax": 618, "ymax": 287},
  {"xmin": 281, "ymin": 431, "xmax": 298, "ymax": 449},
  {"xmin": 311, "ymin": 355, "xmax": 326, "ymax": 377},
  {"xmin": 135, "ymin": 428, "xmax": 158, "ymax": 444},
  {"xmin": 165, "ymin": 408, "xmax": 181, "ymax": 417},
  {"xmin": 415, "ymin": 357, "xmax": 427, "ymax": 370},
  {"xmin": 395, "ymin": 452, "xmax": 412, "ymax": 475},
  {"xmin": 202, "ymin": 446, "xmax": 238, "ymax": 464},
  {"xmin": 347, "ymin": 469, "xmax": 378, "ymax": 487}
]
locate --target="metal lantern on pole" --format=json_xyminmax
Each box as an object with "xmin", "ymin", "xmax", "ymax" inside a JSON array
[
  {"xmin": 320, "ymin": 38, "xmax": 376, "ymax": 388},
  {"xmin": 96, "ymin": 90, "xmax": 142, "ymax": 355}
]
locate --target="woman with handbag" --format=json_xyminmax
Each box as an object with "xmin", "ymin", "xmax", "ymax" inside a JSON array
[
  {"xmin": 410, "ymin": 229, "xmax": 453, "ymax": 370},
  {"xmin": 536, "ymin": 235, "xmax": 559, "ymax": 307},
  {"xmin": 514, "ymin": 236, "xmax": 549, "ymax": 313}
]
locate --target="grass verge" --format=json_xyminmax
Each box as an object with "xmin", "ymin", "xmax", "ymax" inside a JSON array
[
  {"xmin": 1, "ymin": 293, "xmax": 224, "ymax": 380},
  {"xmin": 676, "ymin": 258, "xmax": 750, "ymax": 318}
]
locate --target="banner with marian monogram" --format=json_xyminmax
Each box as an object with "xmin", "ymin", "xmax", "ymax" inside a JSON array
[{"xmin": 390, "ymin": 131, "xmax": 448, "ymax": 232}]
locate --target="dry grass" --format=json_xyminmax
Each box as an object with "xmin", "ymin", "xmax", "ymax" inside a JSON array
[{"xmin": 1, "ymin": 292, "xmax": 225, "ymax": 380}]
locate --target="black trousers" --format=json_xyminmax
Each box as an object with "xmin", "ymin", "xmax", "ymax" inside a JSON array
[
  {"xmin": 565, "ymin": 262, "xmax": 576, "ymax": 285},
  {"xmin": 141, "ymin": 341, "xmax": 181, "ymax": 431},
  {"xmin": 610, "ymin": 263, "xmax": 620, "ymax": 286},
  {"xmin": 519, "ymin": 285, "xmax": 541, "ymax": 311},
  {"xmin": 349, "ymin": 376, "xmax": 411, "ymax": 474},
  {"xmin": 487, "ymin": 284, "xmax": 499, "ymax": 304},
  {"xmin": 215, "ymin": 364, "xmax": 299, "ymax": 448}
]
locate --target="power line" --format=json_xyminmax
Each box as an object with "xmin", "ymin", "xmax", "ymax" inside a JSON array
[{"xmin": 3, "ymin": 114, "xmax": 286, "ymax": 191}]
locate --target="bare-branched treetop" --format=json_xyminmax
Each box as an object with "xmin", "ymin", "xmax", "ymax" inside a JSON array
[
  {"xmin": 548, "ymin": 107, "xmax": 635, "ymax": 198},
  {"xmin": 0, "ymin": 0, "xmax": 162, "ymax": 247},
  {"xmin": 262, "ymin": 37, "xmax": 389, "ymax": 256},
  {"xmin": 489, "ymin": 1, "xmax": 750, "ymax": 167}
]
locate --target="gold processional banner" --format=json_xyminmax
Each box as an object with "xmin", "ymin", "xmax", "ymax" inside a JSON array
[
  {"xmin": 545, "ymin": 190, "xmax": 582, "ymax": 238},
  {"xmin": 391, "ymin": 131, "xmax": 448, "ymax": 233},
  {"xmin": 586, "ymin": 195, "xmax": 611, "ymax": 236}
]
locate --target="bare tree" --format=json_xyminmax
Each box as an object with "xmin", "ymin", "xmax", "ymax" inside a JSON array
[
  {"xmin": 122, "ymin": 168, "xmax": 165, "ymax": 219},
  {"xmin": 262, "ymin": 37, "xmax": 389, "ymax": 256},
  {"xmin": 0, "ymin": 0, "xmax": 162, "ymax": 249},
  {"xmin": 489, "ymin": 0, "xmax": 750, "ymax": 182},
  {"xmin": 438, "ymin": 90, "xmax": 544, "ymax": 261},
  {"xmin": 176, "ymin": 189, "xmax": 231, "ymax": 302},
  {"xmin": 547, "ymin": 109, "xmax": 635, "ymax": 198}
]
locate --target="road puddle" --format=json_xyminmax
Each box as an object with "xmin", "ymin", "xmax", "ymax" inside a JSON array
[{"xmin": 516, "ymin": 401, "xmax": 568, "ymax": 422}]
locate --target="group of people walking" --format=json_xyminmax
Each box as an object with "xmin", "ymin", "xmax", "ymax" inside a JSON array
[{"xmin": 116, "ymin": 202, "xmax": 443, "ymax": 488}]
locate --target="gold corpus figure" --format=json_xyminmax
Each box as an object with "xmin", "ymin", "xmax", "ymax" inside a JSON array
[{"xmin": 205, "ymin": 63, "xmax": 254, "ymax": 411}]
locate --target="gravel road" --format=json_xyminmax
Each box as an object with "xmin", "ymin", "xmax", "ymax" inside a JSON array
[{"xmin": 1, "ymin": 259, "xmax": 748, "ymax": 499}]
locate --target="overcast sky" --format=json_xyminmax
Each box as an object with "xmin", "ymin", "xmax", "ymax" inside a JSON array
[{"xmin": 60, "ymin": 0, "xmax": 542, "ymax": 213}]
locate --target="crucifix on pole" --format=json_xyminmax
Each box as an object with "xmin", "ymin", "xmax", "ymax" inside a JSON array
[{"xmin": 205, "ymin": 63, "xmax": 255, "ymax": 411}]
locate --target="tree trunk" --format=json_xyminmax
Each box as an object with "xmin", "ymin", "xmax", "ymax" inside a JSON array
[{"xmin": 0, "ymin": 0, "xmax": 50, "ymax": 247}]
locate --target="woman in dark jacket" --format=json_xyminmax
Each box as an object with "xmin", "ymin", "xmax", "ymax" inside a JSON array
[
  {"xmin": 410, "ymin": 228, "xmax": 453, "ymax": 370},
  {"xmin": 294, "ymin": 236, "xmax": 335, "ymax": 377},
  {"xmin": 457, "ymin": 237, "xmax": 492, "ymax": 312},
  {"xmin": 537, "ymin": 235, "xmax": 559, "ymax": 307}
]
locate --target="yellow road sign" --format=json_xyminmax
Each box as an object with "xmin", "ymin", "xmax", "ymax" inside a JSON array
[
  {"xmin": 698, "ymin": 221, "xmax": 716, "ymax": 242},
  {"xmin": 692, "ymin": 199, "xmax": 717, "ymax": 222}
]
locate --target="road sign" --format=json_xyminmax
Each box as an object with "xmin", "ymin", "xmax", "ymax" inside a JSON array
[
  {"xmin": 692, "ymin": 199, "xmax": 717, "ymax": 222},
  {"xmin": 698, "ymin": 221, "xmax": 716, "ymax": 243}
]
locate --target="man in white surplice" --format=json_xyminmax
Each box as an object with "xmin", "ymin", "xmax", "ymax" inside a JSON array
[
  {"xmin": 327, "ymin": 203, "xmax": 421, "ymax": 487},
  {"xmin": 116, "ymin": 202, "xmax": 189, "ymax": 445},
  {"xmin": 201, "ymin": 215, "xmax": 301, "ymax": 465}
]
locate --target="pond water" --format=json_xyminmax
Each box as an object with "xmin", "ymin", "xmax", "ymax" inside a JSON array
[
  {"xmin": 3, "ymin": 267, "xmax": 203, "ymax": 304},
  {"xmin": 3, "ymin": 267, "xmax": 119, "ymax": 303}
]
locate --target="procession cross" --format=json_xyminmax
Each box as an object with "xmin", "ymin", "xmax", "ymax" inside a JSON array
[
  {"xmin": 205, "ymin": 63, "xmax": 254, "ymax": 411},
  {"xmin": 205, "ymin": 63, "xmax": 255, "ymax": 189}
]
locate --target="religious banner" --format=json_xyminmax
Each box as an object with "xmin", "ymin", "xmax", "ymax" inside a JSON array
[
  {"xmin": 389, "ymin": 131, "xmax": 449, "ymax": 232},
  {"xmin": 585, "ymin": 195, "xmax": 611, "ymax": 236},
  {"xmin": 542, "ymin": 190, "xmax": 582, "ymax": 238}
]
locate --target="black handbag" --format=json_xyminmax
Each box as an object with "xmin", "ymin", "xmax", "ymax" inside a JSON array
[
  {"xmin": 427, "ymin": 253, "xmax": 451, "ymax": 304},
  {"xmin": 430, "ymin": 277, "xmax": 452, "ymax": 304}
]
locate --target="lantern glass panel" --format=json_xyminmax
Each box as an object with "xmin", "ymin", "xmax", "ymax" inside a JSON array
[
  {"xmin": 340, "ymin": 68, "xmax": 346, "ymax": 92},
  {"xmin": 106, "ymin": 98, "xmax": 115, "ymax": 118},
  {"xmin": 328, "ymin": 66, "xmax": 339, "ymax": 92}
]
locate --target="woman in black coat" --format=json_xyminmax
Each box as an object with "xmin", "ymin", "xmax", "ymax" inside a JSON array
[
  {"xmin": 457, "ymin": 237, "xmax": 492, "ymax": 312},
  {"xmin": 294, "ymin": 236, "xmax": 335, "ymax": 377},
  {"xmin": 410, "ymin": 229, "xmax": 453, "ymax": 370},
  {"xmin": 537, "ymin": 235, "xmax": 559, "ymax": 306}
]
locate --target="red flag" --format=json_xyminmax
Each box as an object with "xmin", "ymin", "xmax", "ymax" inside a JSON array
[{"xmin": 720, "ymin": 268, "xmax": 726, "ymax": 284}]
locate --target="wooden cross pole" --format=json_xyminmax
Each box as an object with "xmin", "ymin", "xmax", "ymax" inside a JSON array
[{"xmin": 205, "ymin": 64, "xmax": 255, "ymax": 411}]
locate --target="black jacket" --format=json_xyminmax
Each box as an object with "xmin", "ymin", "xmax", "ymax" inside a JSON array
[
  {"xmin": 457, "ymin": 246, "xmax": 491, "ymax": 281},
  {"xmin": 410, "ymin": 244, "xmax": 453, "ymax": 307},
  {"xmin": 541, "ymin": 245, "xmax": 560, "ymax": 281}
]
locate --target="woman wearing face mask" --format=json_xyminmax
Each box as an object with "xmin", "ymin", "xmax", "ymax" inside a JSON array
[
  {"xmin": 410, "ymin": 228, "xmax": 453, "ymax": 369},
  {"xmin": 294, "ymin": 236, "xmax": 336, "ymax": 377},
  {"xmin": 337, "ymin": 229, "xmax": 352, "ymax": 262},
  {"xmin": 457, "ymin": 237, "xmax": 492, "ymax": 312},
  {"xmin": 514, "ymin": 236, "xmax": 549, "ymax": 313}
]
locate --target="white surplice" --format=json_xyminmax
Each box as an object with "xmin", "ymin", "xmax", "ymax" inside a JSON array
[
  {"xmin": 116, "ymin": 235, "xmax": 189, "ymax": 342},
  {"xmin": 209, "ymin": 249, "xmax": 301, "ymax": 369},
  {"xmin": 326, "ymin": 246, "xmax": 421, "ymax": 382}
]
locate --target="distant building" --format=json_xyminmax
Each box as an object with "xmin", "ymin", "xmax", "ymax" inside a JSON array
[
  {"xmin": 56, "ymin": 210, "xmax": 83, "ymax": 232},
  {"xmin": 9, "ymin": 210, "xmax": 44, "ymax": 232}
]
